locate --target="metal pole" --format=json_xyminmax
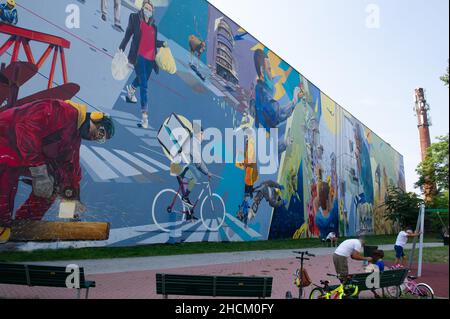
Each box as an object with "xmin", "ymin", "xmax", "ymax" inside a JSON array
[
  {"xmin": 408, "ymin": 208, "xmax": 422, "ymax": 270},
  {"xmin": 418, "ymin": 204, "xmax": 425, "ymax": 277}
]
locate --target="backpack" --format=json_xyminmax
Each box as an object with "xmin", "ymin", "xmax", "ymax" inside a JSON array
[{"xmin": 295, "ymin": 268, "xmax": 312, "ymax": 288}]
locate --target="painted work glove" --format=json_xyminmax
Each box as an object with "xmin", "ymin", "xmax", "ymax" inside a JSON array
[{"xmin": 29, "ymin": 165, "xmax": 54, "ymax": 199}]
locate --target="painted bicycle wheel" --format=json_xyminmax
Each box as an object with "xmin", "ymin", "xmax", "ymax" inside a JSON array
[
  {"xmin": 152, "ymin": 189, "xmax": 186, "ymax": 232},
  {"xmin": 200, "ymin": 193, "xmax": 226, "ymax": 231}
]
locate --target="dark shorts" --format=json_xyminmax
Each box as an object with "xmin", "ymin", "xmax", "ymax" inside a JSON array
[{"xmin": 394, "ymin": 245, "xmax": 405, "ymax": 258}]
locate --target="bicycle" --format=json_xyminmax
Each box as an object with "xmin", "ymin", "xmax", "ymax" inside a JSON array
[
  {"xmin": 285, "ymin": 251, "xmax": 315, "ymax": 299},
  {"xmin": 152, "ymin": 176, "xmax": 226, "ymax": 233},
  {"xmin": 385, "ymin": 265, "xmax": 434, "ymax": 299},
  {"xmin": 309, "ymin": 274, "xmax": 360, "ymax": 299}
]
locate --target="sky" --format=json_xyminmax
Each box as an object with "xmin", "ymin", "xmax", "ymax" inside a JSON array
[{"xmin": 208, "ymin": 0, "xmax": 449, "ymax": 193}]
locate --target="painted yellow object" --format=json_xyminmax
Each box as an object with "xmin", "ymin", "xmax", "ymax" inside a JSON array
[
  {"xmin": 0, "ymin": 227, "xmax": 11, "ymax": 244},
  {"xmin": 64, "ymin": 100, "xmax": 87, "ymax": 129},
  {"xmin": 156, "ymin": 47, "xmax": 177, "ymax": 75},
  {"xmin": 320, "ymin": 93, "xmax": 337, "ymax": 135},
  {"xmin": 293, "ymin": 223, "xmax": 308, "ymax": 239},
  {"xmin": 91, "ymin": 112, "xmax": 105, "ymax": 122}
]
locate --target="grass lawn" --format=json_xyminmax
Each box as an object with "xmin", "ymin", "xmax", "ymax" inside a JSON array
[
  {"xmin": 0, "ymin": 234, "xmax": 444, "ymax": 263},
  {"xmin": 383, "ymin": 246, "xmax": 449, "ymax": 264}
]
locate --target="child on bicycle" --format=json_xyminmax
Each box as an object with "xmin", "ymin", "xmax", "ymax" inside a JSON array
[{"xmin": 170, "ymin": 122, "xmax": 211, "ymax": 220}]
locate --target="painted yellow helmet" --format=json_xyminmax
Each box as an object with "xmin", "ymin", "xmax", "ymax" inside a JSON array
[{"xmin": 7, "ymin": 0, "xmax": 16, "ymax": 7}]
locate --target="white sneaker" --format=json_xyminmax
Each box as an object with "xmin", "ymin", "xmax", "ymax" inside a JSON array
[
  {"xmin": 126, "ymin": 85, "xmax": 137, "ymax": 103},
  {"xmin": 139, "ymin": 113, "xmax": 149, "ymax": 129},
  {"xmin": 247, "ymin": 208, "xmax": 256, "ymax": 222}
]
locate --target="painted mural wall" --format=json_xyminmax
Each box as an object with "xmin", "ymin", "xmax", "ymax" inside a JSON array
[{"xmin": 0, "ymin": 0, "xmax": 405, "ymax": 249}]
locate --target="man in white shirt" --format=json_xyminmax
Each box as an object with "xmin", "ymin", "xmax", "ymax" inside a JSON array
[
  {"xmin": 394, "ymin": 227, "xmax": 421, "ymax": 266},
  {"xmin": 333, "ymin": 237, "xmax": 372, "ymax": 280}
]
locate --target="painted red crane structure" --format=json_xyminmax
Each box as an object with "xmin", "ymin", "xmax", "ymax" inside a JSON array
[
  {"xmin": 0, "ymin": 22, "xmax": 79, "ymax": 110},
  {"xmin": 0, "ymin": 22, "xmax": 71, "ymax": 88}
]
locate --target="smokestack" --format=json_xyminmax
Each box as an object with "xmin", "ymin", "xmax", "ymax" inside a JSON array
[{"xmin": 414, "ymin": 88, "xmax": 435, "ymax": 202}]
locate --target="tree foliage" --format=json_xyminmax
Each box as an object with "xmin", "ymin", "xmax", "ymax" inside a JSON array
[
  {"xmin": 416, "ymin": 134, "xmax": 449, "ymax": 194},
  {"xmin": 441, "ymin": 61, "xmax": 449, "ymax": 86},
  {"xmin": 384, "ymin": 186, "xmax": 424, "ymax": 229}
]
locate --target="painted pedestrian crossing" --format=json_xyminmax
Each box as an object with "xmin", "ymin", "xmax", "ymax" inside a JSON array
[{"xmin": 80, "ymin": 145, "xmax": 171, "ymax": 181}]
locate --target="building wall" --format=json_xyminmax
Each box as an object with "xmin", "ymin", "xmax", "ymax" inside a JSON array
[{"xmin": 0, "ymin": 0, "xmax": 405, "ymax": 249}]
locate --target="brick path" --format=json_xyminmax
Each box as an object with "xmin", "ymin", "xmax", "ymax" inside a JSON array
[{"xmin": 1, "ymin": 255, "xmax": 447, "ymax": 299}]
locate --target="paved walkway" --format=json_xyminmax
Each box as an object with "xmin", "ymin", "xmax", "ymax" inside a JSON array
[
  {"xmin": 0, "ymin": 243, "xmax": 447, "ymax": 299},
  {"xmin": 19, "ymin": 243, "xmax": 444, "ymax": 274}
]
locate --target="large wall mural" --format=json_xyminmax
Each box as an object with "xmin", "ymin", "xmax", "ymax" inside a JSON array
[{"xmin": 0, "ymin": 0, "xmax": 405, "ymax": 249}]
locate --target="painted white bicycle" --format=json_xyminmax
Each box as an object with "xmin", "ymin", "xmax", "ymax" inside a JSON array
[{"xmin": 152, "ymin": 176, "xmax": 226, "ymax": 233}]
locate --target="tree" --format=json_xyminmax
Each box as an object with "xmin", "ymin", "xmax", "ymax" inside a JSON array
[
  {"xmin": 416, "ymin": 134, "xmax": 449, "ymax": 194},
  {"xmin": 384, "ymin": 186, "xmax": 424, "ymax": 230},
  {"xmin": 441, "ymin": 61, "xmax": 449, "ymax": 86}
]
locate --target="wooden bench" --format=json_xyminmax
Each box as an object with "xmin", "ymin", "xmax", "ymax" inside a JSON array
[
  {"xmin": 330, "ymin": 268, "xmax": 408, "ymax": 298},
  {"xmin": 0, "ymin": 263, "xmax": 95, "ymax": 299},
  {"xmin": 156, "ymin": 274, "xmax": 272, "ymax": 299}
]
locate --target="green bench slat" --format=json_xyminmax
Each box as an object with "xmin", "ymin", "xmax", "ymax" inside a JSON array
[
  {"xmin": 156, "ymin": 274, "xmax": 272, "ymax": 298},
  {"xmin": 0, "ymin": 263, "xmax": 94, "ymax": 290}
]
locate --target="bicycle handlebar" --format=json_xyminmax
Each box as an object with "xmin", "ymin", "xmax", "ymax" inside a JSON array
[
  {"xmin": 296, "ymin": 257, "xmax": 310, "ymax": 261},
  {"xmin": 293, "ymin": 251, "xmax": 315, "ymax": 257}
]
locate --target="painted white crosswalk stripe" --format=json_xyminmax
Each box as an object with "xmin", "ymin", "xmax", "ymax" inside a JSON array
[
  {"xmin": 80, "ymin": 145, "xmax": 119, "ymax": 180},
  {"xmin": 225, "ymin": 213, "xmax": 262, "ymax": 238},
  {"xmin": 113, "ymin": 149, "xmax": 158, "ymax": 174},
  {"xmin": 208, "ymin": 220, "xmax": 219, "ymax": 242},
  {"xmin": 184, "ymin": 228, "xmax": 207, "ymax": 242},
  {"xmin": 91, "ymin": 147, "xmax": 142, "ymax": 177},
  {"xmin": 126, "ymin": 127, "xmax": 157, "ymax": 138},
  {"xmin": 135, "ymin": 152, "xmax": 170, "ymax": 171}
]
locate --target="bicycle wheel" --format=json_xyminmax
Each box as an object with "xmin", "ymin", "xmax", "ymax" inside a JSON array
[
  {"xmin": 385, "ymin": 286, "xmax": 402, "ymax": 299},
  {"xmin": 152, "ymin": 189, "xmax": 186, "ymax": 232},
  {"xmin": 200, "ymin": 193, "xmax": 226, "ymax": 231},
  {"xmin": 309, "ymin": 287, "xmax": 326, "ymax": 299},
  {"xmin": 414, "ymin": 283, "xmax": 434, "ymax": 299}
]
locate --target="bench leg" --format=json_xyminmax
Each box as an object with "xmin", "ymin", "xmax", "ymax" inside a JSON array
[
  {"xmin": 163, "ymin": 294, "xmax": 168, "ymax": 299},
  {"xmin": 85, "ymin": 288, "xmax": 90, "ymax": 299},
  {"xmin": 76, "ymin": 289, "xmax": 81, "ymax": 299}
]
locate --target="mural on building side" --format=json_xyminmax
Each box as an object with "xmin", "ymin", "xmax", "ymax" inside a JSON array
[{"xmin": 0, "ymin": 0, "xmax": 404, "ymax": 249}]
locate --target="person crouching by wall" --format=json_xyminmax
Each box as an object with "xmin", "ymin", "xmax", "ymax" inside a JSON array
[{"xmin": 119, "ymin": 0, "xmax": 167, "ymax": 129}]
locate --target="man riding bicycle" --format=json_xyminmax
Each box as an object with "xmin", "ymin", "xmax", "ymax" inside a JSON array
[{"xmin": 170, "ymin": 122, "xmax": 211, "ymax": 220}]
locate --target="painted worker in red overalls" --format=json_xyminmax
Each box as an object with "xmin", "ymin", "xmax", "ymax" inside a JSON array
[{"xmin": 0, "ymin": 99, "xmax": 115, "ymax": 242}]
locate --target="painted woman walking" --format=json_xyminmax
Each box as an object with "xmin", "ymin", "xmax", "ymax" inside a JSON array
[{"xmin": 119, "ymin": 0, "xmax": 167, "ymax": 129}]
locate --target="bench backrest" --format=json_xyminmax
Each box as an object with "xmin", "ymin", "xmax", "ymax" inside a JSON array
[
  {"xmin": 156, "ymin": 274, "xmax": 273, "ymax": 298},
  {"xmin": 0, "ymin": 263, "xmax": 91, "ymax": 288},
  {"xmin": 350, "ymin": 268, "xmax": 409, "ymax": 291}
]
